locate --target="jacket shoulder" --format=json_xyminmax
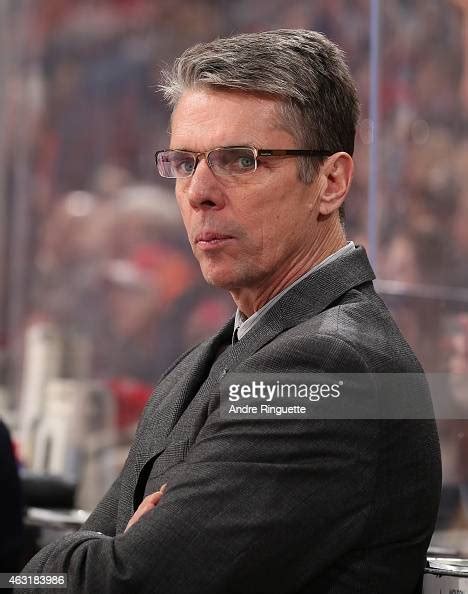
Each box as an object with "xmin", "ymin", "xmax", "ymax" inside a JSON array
[{"xmin": 267, "ymin": 282, "xmax": 423, "ymax": 374}]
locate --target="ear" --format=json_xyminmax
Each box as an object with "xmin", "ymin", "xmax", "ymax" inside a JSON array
[{"xmin": 318, "ymin": 152, "xmax": 354, "ymax": 216}]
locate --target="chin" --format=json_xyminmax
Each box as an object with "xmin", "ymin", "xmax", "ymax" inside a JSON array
[
  {"xmin": 198, "ymin": 263, "xmax": 238, "ymax": 290},
  {"xmin": 202, "ymin": 271, "xmax": 237, "ymax": 290}
]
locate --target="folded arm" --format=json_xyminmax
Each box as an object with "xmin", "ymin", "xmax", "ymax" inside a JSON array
[{"xmin": 22, "ymin": 340, "xmax": 376, "ymax": 593}]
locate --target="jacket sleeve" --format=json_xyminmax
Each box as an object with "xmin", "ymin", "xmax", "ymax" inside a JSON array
[{"xmin": 78, "ymin": 474, "xmax": 121, "ymax": 536}]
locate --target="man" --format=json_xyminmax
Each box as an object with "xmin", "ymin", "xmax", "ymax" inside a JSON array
[{"xmin": 23, "ymin": 29, "xmax": 441, "ymax": 593}]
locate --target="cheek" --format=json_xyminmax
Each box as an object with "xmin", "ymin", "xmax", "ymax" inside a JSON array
[
  {"xmin": 175, "ymin": 196, "xmax": 192, "ymax": 233},
  {"xmin": 233, "ymin": 188, "xmax": 292, "ymax": 246}
]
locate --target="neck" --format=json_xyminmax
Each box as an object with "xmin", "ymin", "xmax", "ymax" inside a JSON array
[{"xmin": 231, "ymin": 222, "xmax": 346, "ymax": 317}]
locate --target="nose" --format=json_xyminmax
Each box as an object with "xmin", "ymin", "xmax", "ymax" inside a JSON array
[{"xmin": 184, "ymin": 158, "xmax": 227, "ymax": 211}]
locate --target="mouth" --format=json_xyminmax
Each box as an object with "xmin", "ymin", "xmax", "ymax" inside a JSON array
[{"xmin": 195, "ymin": 231, "xmax": 234, "ymax": 250}]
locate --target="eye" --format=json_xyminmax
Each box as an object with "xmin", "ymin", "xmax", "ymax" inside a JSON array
[
  {"xmin": 181, "ymin": 160, "xmax": 195, "ymax": 173},
  {"xmin": 209, "ymin": 148, "xmax": 256, "ymax": 175},
  {"xmin": 238, "ymin": 155, "xmax": 255, "ymax": 169},
  {"xmin": 174, "ymin": 157, "xmax": 195, "ymax": 175}
]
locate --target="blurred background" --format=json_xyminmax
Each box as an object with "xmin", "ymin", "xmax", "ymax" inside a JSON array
[{"xmin": 0, "ymin": 0, "xmax": 467, "ymax": 566}]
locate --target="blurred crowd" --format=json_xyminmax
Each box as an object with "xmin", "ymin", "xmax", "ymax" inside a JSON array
[{"xmin": 0, "ymin": 0, "xmax": 467, "ymax": 519}]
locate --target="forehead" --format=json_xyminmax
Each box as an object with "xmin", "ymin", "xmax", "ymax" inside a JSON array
[{"xmin": 169, "ymin": 88, "xmax": 293, "ymax": 150}]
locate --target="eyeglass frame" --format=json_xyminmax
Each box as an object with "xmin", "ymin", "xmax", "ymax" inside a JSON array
[{"xmin": 154, "ymin": 146, "xmax": 334, "ymax": 179}]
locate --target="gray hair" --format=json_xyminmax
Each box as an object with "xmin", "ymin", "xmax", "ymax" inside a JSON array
[{"xmin": 161, "ymin": 29, "xmax": 360, "ymax": 219}]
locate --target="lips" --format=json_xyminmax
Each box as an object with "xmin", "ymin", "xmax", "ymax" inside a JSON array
[
  {"xmin": 194, "ymin": 231, "xmax": 234, "ymax": 251},
  {"xmin": 195, "ymin": 231, "xmax": 233, "ymax": 243}
]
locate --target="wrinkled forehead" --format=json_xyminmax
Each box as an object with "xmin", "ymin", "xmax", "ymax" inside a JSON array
[{"xmin": 168, "ymin": 87, "xmax": 291, "ymax": 150}]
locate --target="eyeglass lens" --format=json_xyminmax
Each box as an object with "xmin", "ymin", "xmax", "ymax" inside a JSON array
[
  {"xmin": 157, "ymin": 151, "xmax": 195, "ymax": 178},
  {"xmin": 208, "ymin": 148, "xmax": 256, "ymax": 176},
  {"xmin": 156, "ymin": 148, "xmax": 257, "ymax": 178}
]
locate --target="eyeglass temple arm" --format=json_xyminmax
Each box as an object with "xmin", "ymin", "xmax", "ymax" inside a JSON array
[{"xmin": 257, "ymin": 149, "xmax": 333, "ymax": 157}]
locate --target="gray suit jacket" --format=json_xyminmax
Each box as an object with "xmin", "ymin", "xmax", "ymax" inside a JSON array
[{"xmin": 22, "ymin": 245, "xmax": 441, "ymax": 593}]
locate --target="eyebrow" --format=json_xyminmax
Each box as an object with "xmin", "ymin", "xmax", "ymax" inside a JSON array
[{"xmin": 167, "ymin": 144, "xmax": 261, "ymax": 152}]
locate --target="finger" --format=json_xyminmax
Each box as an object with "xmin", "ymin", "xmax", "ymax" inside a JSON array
[
  {"xmin": 125, "ymin": 503, "xmax": 155, "ymax": 531},
  {"xmin": 143, "ymin": 485, "xmax": 167, "ymax": 504},
  {"xmin": 132, "ymin": 502, "xmax": 155, "ymax": 522},
  {"xmin": 149, "ymin": 484, "xmax": 167, "ymax": 498},
  {"xmin": 124, "ymin": 488, "xmax": 166, "ymax": 532},
  {"xmin": 143, "ymin": 485, "xmax": 167, "ymax": 503}
]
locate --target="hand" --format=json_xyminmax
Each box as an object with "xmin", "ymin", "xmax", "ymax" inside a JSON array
[{"xmin": 125, "ymin": 484, "xmax": 167, "ymax": 532}]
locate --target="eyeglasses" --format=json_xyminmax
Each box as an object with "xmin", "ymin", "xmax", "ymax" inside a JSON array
[{"xmin": 154, "ymin": 146, "xmax": 333, "ymax": 179}]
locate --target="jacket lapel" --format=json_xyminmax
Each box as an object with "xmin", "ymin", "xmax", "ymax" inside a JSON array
[{"xmin": 133, "ymin": 317, "xmax": 234, "ymax": 469}]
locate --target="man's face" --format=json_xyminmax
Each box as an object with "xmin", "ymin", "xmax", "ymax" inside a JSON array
[{"xmin": 170, "ymin": 89, "xmax": 324, "ymax": 294}]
